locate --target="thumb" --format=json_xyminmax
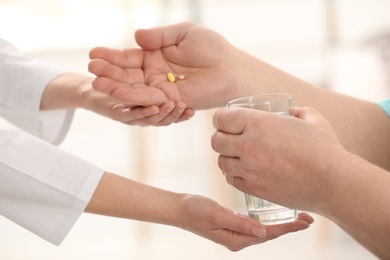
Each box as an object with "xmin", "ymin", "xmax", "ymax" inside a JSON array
[
  {"xmin": 135, "ymin": 22, "xmax": 196, "ymax": 50},
  {"xmin": 290, "ymin": 106, "xmax": 324, "ymax": 122},
  {"xmin": 290, "ymin": 107, "xmax": 338, "ymax": 133}
]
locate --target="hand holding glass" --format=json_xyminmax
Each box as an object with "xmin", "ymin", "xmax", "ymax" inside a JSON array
[{"xmin": 227, "ymin": 93, "xmax": 298, "ymax": 225}]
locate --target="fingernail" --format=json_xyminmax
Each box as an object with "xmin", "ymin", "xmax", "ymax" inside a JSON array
[
  {"xmin": 121, "ymin": 107, "xmax": 131, "ymax": 114},
  {"xmin": 151, "ymin": 108, "xmax": 160, "ymax": 115},
  {"xmin": 252, "ymin": 226, "xmax": 267, "ymax": 238},
  {"xmin": 167, "ymin": 105, "xmax": 175, "ymax": 113},
  {"xmin": 177, "ymin": 105, "xmax": 186, "ymax": 114}
]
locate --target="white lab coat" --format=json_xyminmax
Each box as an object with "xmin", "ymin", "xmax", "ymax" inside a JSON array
[{"xmin": 0, "ymin": 38, "xmax": 104, "ymax": 246}]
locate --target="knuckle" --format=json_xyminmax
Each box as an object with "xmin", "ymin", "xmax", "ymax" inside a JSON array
[
  {"xmin": 210, "ymin": 132, "xmax": 218, "ymax": 150},
  {"xmin": 210, "ymin": 132, "xmax": 223, "ymax": 152},
  {"xmin": 217, "ymin": 155, "xmax": 224, "ymax": 171}
]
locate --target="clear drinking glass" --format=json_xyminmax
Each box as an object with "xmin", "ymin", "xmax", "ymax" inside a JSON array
[{"xmin": 227, "ymin": 93, "xmax": 298, "ymax": 225}]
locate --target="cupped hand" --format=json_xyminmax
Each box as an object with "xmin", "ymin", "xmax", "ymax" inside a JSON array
[
  {"xmin": 179, "ymin": 194, "xmax": 314, "ymax": 251},
  {"xmin": 79, "ymin": 83, "xmax": 192, "ymax": 126}
]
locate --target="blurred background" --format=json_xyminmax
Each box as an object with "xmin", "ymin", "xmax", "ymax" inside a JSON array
[{"xmin": 0, "ymin": 0, "xmax": 389, "ymax": 259}]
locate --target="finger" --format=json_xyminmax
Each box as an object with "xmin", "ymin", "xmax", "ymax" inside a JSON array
[
  {"xmin": 88, "ymin": 59, "xmax": 112, "ymax": 77},
  {"xmin": 290, "ymin": 106, "xmax": 336, "ymax": 133},
  {"xmin": 92, "ymin": 77, "xmax": 128, "ymax": 95},
  {"xmin": 119, "ymin": 106, "xmax": 160, "ymax": 122},
  {"xmin": 212, "ymin": 108, "xmax": 254, "ymax": 134},
  {"xmin": 296, "ymin": 212, "xmax": 315, "ymax": 224},
  {"xmin": 290, "ymin": 106, "xmax": 323, "ymax": 122},
  {"xmin": 218, "ymin": 155, "xmax": 242, "ymax": 177},
  {"xmin": 222, "ymin": 211, "xmax": 267, "ymax": 238},
  {"xmin": 89, "ymin": 47, "xmax": 144, "ymax": 68},
  {"xmin": 211, "ymin": 130, "xmax": 241, "ymax": 157},
  {"xmin": 224, "ymin": 172, "xmax": 246, "ymax": 193},
  {"xmin": 127, "ymin": 102, "xmax": 175, "ymax": 126},
  {"xmin": 218, "ymin": 211, "xmax": 313, "ymax": 251},
  {"xmin": 289, "ymin": 106, "xmax": 304, "ymax": 118},
  {"xmin": 153, "ymin": 81, "xmax": 181, "ymax": 102},
  {"xmin": 89, "ymin": 60, "xmax": 144, "ymax": 85},
  {"xmin": 135, "ymin": 21, "xmax": 196, "ymax": 50},
  {"xmin": 262, "ymin": 214, "xmax": 313, "ymax": 240},
  {"xmin": 155, "ymin": 102, "xmax": 187, "ymax": 126},
  {"xmin": 92, "ymin": 78, "xmax": 167, "ymax": 106},
  {"xmin": 175, "ymin": 108, "xmax": 195, "ymax": 123},
  {"xmin": 113, "ymin": 86, "xmax": 167, "ymax": 107}
]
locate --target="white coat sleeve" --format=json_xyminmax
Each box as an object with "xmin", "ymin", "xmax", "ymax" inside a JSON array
[
  {"xmin": 0, "ymin": 129, "xmax": 104, "ymax": 246},
  {"xmin": 0, "ymin": 38, "xmax": 104, "ymax": 245},
  {"xmin": 0, "ymin": 38, "xmax": 73, "ymax": 145}
]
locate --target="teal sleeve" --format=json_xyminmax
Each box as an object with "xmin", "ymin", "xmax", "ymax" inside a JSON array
[{"xmin": 378, "ymin": 100, "xmax": 390, "ymax": 117}]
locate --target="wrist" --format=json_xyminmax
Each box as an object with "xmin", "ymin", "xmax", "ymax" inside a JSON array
[
  {"xmin": 232, "ymin": 50, "xmax": 307, "ymax": 99},
  {"xmin": 313, "ymin": 150, "xmax": 360, "ymax": 217},
  {"xmin": 173, "ymin": 194, "xmax": 201, "ymax": 231},
  {"xmin": 227, "ymin": 49, "xmax": 276, "ymax": 100},
  {"xmin": 231, "ymin": 49, "xmax": 261, "ymax": 98},
  {"xmin": 69, "ymin": 74, "xmax": 94, "ymax": 109},
  {"xmin": 40, "ymin": 73, "xmax": 93, "ymax": 110}
]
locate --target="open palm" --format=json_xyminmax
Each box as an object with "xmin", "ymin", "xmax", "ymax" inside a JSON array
[{"xmin": 89, "ymin": 22, "xmax": 238, "ymax": 110}]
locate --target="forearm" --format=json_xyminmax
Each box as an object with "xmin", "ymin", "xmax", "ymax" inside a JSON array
[
  {"xmin": 237, "ymin": 56, "xmax": 390, "ymax": 169},
  {"xmin": 301, "ymin": 88, "xmax": 390, "ymax": 169},
  {"xmin": 85, "ymin": 172, "xmax": 184, "ymax": 226},
  {"xmin": 40, "ymin": 73, "xmax": 93, "ymax": 110},
  {"xmin": 320, "ymin": 153, "xmax": 390, "ymax": 259}
]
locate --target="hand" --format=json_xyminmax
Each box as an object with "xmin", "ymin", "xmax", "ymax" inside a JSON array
[
  {"xmin": 88, "ymin": 22, "xmax": 246, "ymax": 111},
  {"xmin": 78, "ymin": 82, "xmax": 193, "ymax": 126},
  {"xmin": 211, "ymin": 106, "xmax": 347, "ymax": 213},
  {"xmin": 179, "ymin": 194, "xmax": 314, "ymax": 251},
  {"xmin": 41, "ymin": 73, "xmax": 184, "ymax": 126},
  {"xmin": 87, "ymin": 172, "xmax": 314, "ymax": 251}
]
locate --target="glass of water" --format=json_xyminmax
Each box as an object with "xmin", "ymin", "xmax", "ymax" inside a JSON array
[{"xmin": 227, "ymin": 93, "xmax": 297, "ymax": 225}]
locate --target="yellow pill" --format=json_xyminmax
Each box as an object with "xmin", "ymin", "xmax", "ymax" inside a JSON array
[{"xmin": 167, "ymin": 72, "xmax": 176, "ymax": 82}]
